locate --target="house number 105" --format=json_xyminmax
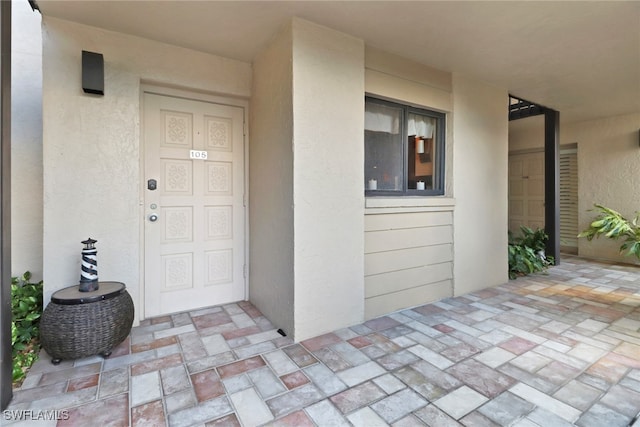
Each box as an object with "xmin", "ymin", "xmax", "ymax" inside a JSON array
[{"xmin": 189, "ymin": 150, "xmax": 208, "ymax": 160}]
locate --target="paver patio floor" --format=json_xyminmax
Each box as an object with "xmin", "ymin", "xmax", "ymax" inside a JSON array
[{"xmin": 6, "ymin": 256, "xmax": 640, "ymax": 426}]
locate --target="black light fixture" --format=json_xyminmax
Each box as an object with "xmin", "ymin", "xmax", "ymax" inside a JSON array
[{"xmin": 82, "ymin": 50, "xmax": 104, "ymax": 95}]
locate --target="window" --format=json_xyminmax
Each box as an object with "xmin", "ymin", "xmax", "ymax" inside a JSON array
[{"xmin": 365, "ymin": 97, "xmax": 445, "ymax": 196}]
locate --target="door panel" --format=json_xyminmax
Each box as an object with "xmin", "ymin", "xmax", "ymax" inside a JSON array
[
  {"xmin": 508, "ymin": 151, "xmax": 545, "ymax": 233},
  {"xmin": 143, "ymin": 93, "xmax": 245, "ymax": 317},
  {"xmin": 509, "ymin": 149, "xmax": 579, "ymax": 251}
]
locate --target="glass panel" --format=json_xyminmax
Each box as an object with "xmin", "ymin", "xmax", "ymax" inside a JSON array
[
  {"xmin": 365, "ymin": 102, "xmax": 401, "ymax": 134},
  {"xmin": 365, "ymin": 101, "xmax": 403, "ymax": 191},
  {"xmin": 408, "ymin": 113, "xmax": 437, "ymax": 191}
]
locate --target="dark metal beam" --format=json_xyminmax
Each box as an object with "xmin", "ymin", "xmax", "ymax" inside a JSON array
[
  {"xmin": 544, "ymin": 109, "xmax": 560, "ymax": 265},
  {"xmin": 28, "ymin": 1, "xmax": 40, "ymax": 12},
  {"xmin": 0, "ymin": 0, "xmax": 11, "ymax": 411},
  {"xmin": 509, "ymin": 96, "xmax": 545, "ymax": 121},
  {"xmin": 509, "ymin": 94, "xmax": 560, "ymax": 264},
  {"xmin": 509, "ymin": 107, "xmax": 543, "ymax": 121}
]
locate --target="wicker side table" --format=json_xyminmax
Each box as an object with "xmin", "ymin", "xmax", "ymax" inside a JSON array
[{"xmin": 40, "ymin": 281, "xmax": 134, "ymax": 364}]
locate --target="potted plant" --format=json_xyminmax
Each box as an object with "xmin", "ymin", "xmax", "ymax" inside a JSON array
[{"xmin": 508, "ymin": 226, "xmax": 554, "ymax": 279}]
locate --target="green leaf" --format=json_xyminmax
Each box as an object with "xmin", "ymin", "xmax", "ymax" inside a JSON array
[
  {"xmin": 508, "ymin": 226, "xmax": 552, "ymax": 279},
  {"xmin": 25, "ymin": 312, "xmax": 40, "ymax": 322},
  {"xmin": 578, "ymin": 204, "xmax": 640, "ymax": 261},
  {"xmin": 10, "ymin": 271, "xmax": 43, "ymax": 386}
]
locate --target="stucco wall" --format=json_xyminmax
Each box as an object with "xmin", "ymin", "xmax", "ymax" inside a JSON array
[
  {"xmin": 291, "ymin": 20, "xmax": 365, "ymax": 341},
  {"xmin": 452, "ymin": 73, "xmax": 509, "ymax": 294},
  {"xmin": 365, "ymin": 46, "xmax": 454, "ymax": 197},
  {"xmin": 41, "ymin": 18, "xmax": 251, "ymax": 313},
  {"xmin": 249, "ymin": 24, "xmax": 295, "ymax": 338},
  {"xmin": 568, "ymin": 113, "xmax": 640, "ymax": 263},
  {"xmin": 509, "ymin": 112, "xmax": 640, "ymax": 264},
  {"xmin": 509, "ymin": 116, "xmax": 544, "ymax": 152},
  {"xmin": 12, "ymin": 2, "xmax": 43, "ymax": 280}
]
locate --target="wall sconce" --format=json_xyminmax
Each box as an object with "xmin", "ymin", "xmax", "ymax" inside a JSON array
[
  {"xmin": 82, "ymin": 50, "xmax": 104, "ymax": 95},
  {"xmin": 417, "ymin": 138, "xmax": 425, "ymax": 154}
]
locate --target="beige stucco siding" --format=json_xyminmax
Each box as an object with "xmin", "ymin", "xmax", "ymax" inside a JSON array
[
  {"xmin": 12, "ymin": 1, "xmax": 43, "ymax": 280},
  {"xmin": 250, "ymin": 19, "xmax": 365, "ymax": 341},
  {"xmin": 452, "ymin": 73, "xmax": 509, "ymax": 295},
  {"xmin": 291, "ymin": 20, "xmax": 365, "ymax": 341},
  {"xmin": 41, "ymin": 17, "xmax": 251, "ymax": 315},
  {"xmin": 509, "ymin": 116, "xmax": 545, "ymax": 152},
  {"xmin": 571, "ymin": 113, "xmax": 640, "ymax": 263},
  {"xmin": 249, "ymin": 23, "xmax": 295, "ymax": 338},
  {"xmin": 39, "ymin": 15, "xmax": 512, "ymax": 337}
]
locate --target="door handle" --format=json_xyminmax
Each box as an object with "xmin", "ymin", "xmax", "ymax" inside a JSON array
[{"xmin": 149, "ymin": 213, "xmax": 159, "ymax": 222}]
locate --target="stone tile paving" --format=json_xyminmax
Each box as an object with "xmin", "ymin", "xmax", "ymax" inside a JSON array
[{"xmin": 6, "ymin": 256, "xmax": 640, "ymax": 426}]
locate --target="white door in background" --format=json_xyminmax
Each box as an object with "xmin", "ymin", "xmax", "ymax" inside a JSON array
[
  {"xmin": 509, "ymin": 151, "xmax": 545, "ymax": 232},
  {"xmin": 143, "ymin": 92, "xmax": 245, "ymax": 317}
]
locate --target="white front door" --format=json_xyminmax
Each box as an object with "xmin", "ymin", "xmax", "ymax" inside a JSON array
[
  {"xmin": 509, "ymin": 151, "xmax": 545, "ymax": 232},
  {"xmin": 143, "ymin": 92, "xmax": 245, "ymax": 317}
]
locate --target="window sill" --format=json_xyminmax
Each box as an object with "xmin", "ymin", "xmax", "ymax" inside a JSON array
[{"xmin": 365, "ymin": 196, "xmax": 455, "ymax": 214}]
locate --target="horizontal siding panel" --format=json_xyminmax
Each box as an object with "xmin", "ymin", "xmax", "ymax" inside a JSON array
[
  {"xmin": 365, "ymin": 211, "xmax": 452, "ymax": 232},
  {"xmin": 365, "ymin": 225, "xmax": 453, "ymax": 254},
  {"xmin": 365, "ymin": 279, "xmax": 452, "ymax": 320},
  {"xmin": 365, "ymin": 262, "xmax": 452, "ymax": 298},
  {"xmin": 365, "ymin": 244, "xmax": 452, "ymax": 276}
]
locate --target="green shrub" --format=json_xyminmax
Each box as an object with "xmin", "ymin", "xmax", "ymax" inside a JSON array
[
  {"xmin": 578, "ymin": 204, "xmax": 640, "ymax": 260},
  {"xmin": 508, "ymin": 226, "xmax": 554, "ymax": 279},
  {"xmin": 11, "ymin": 271, "xmax": 43, "ymax": 384}
]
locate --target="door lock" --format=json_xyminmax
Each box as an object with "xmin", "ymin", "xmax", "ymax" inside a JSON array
[
  {"xmin": 147, "ymin": 179, "xmax": 157, "ymax": 191},
  {"xmin": 149, "ymin": 213, "xmax": 159, "ymax": 222}
]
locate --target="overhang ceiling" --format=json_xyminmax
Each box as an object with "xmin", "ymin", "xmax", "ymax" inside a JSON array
[{"xmin": 35, "ymin": 1, "xmax": 640, "ymax": 124}]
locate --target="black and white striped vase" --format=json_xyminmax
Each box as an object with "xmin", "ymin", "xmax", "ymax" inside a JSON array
[{"xmin": 79, "ymin": 238, "xmax": 99, "ymax": 292}]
